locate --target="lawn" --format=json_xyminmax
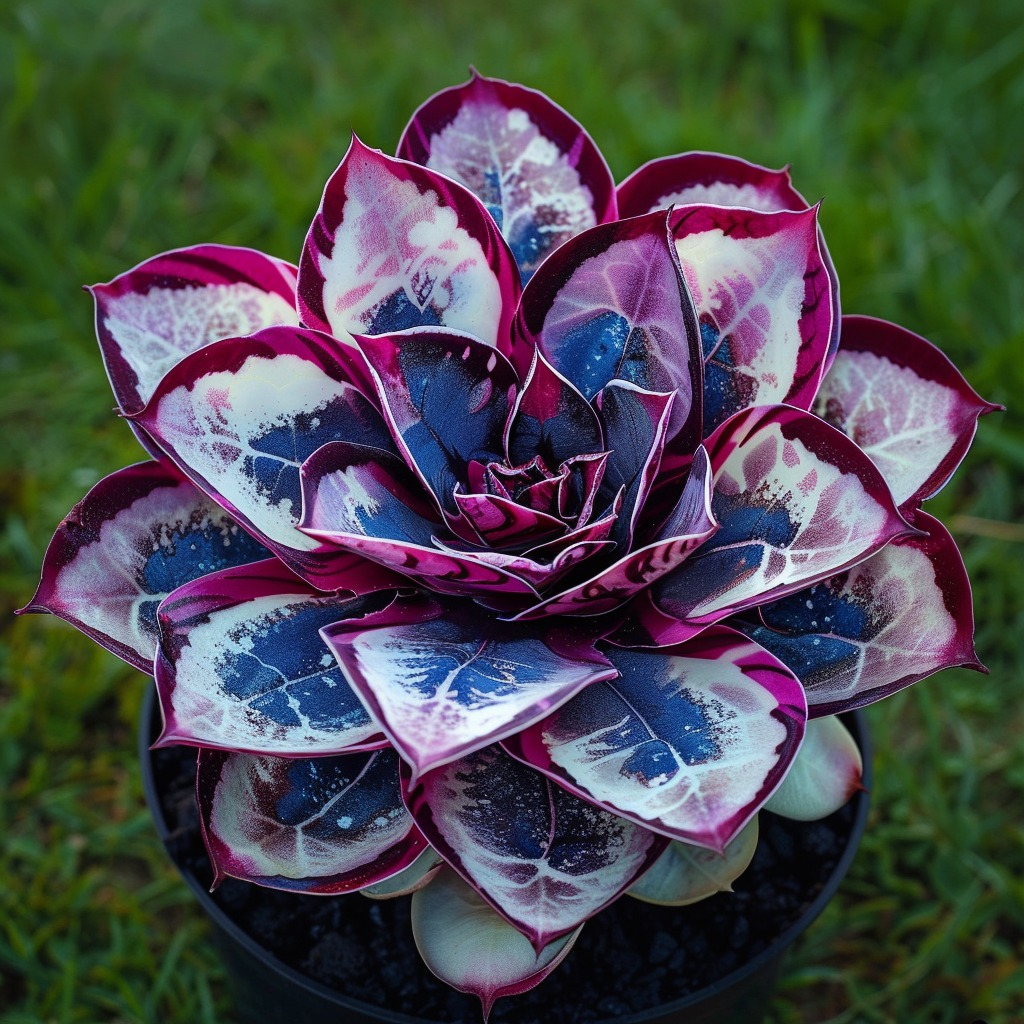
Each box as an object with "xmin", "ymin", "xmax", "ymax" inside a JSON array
[{"xmin": 1, "ymin": 0, "xmax": 1022, "ymax": 1021}]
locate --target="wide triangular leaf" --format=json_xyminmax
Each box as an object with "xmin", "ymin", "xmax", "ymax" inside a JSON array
[
  {"xmin": 404, "ymin": 744, "xmax": 666, "ymax": 949},
  {"xmin": 197, "ymin": 746, "xmax": 425, "ymax": 893},
  {"xmin": 18, "ymin": 461, "xmax": 269, "ymax": 673},
  {"xmin": 398, "ymin": 70, "xmax": 617, "ymax": 282},
  {"xmin": 504, "ymin": 628, "xmax": 806, "ymax": 851}
]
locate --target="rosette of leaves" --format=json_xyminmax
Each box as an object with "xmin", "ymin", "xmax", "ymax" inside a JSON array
[{"xmin": 21, "ymin": 72, "xmax": 998, "ymax": 1015}]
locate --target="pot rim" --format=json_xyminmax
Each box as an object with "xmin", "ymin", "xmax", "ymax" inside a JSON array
[{"xmin": 139, "ymin": 685, "xmax": 872, "ymax": 1024}]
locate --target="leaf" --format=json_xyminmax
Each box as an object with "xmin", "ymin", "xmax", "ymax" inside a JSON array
[
  {"xmin": 412, "ymin": 866, "xmax": 582, "ymax": 1019},
  {"xmin": 736, "ymin": 510, "xmax": 984, "ymax": 716},
  {"xmin": 398, "ymin": 70, "xmax": 616, "ymax": 282},
  {"xmin": 504, "ymin": 628, "xmax": 805, "ymax": 851},
  {"xmin": 321, "ymin": 596, "xmax": 617, "ymax": 779},
  {"xmin": 404, "ymin": 744, "xmax": 665, "ymax": 950},
  {"xmin": 154, "ymin": 559, "xmax": 397, "ymax": 755},
  {"xmin": 18, "ymin": 461, "xmax": 269, "ymax": 673},
  {"xmin": 361, "ymin": 848, "xmax": 444, "ymax": 899},
  {"xmin": 763, "ymin": 716, "xmax": 863, "ymax": 821},
  {"xmin": 814, "ymin": 314, "xmax": 1001, "ymax": 507},
  {"xmin": 298, "ymin": 138, "xmax": 520, "ymax": 350},
  {"xmin": 197, "ymin": 746, "xmax": 425, "ymax": 893},
  {"xmin": 627, "ymin": 816, "xmax": 759, "ymax": 906},
  {"xmin": 670, "ymin": 204, "xmax": 835, "ymax": 434}
]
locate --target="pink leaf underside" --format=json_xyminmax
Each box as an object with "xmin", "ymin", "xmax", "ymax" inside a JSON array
[
  {"xmin": 738, "ymin": 509, "xmax": 982, "ymax": 717},
  {"xmin": 297, "ymin": 441, "xmax": 539, "ymax": 600},
  {"xmin": 90, "ymin": 244, "xmax": 299, "ymax": 416},
  {"xmin": 763, "ymin": 715, "xmax": 863, "ymax": 821},
  {"xmin": 814, "ymin": 315, "xmax": 1000, "ymax": 508},
  {"xmin": 18, "ymin": 461, "xmax": 269, "ymax": 673},
  {"xmin": 404, "ymin": 744, "xmax": 666, "ymax": 950},
  {"xmin": 512, "ymin": 444, "xmax": 717, "ymax": 619},
  {"xmin": 297, "ymin": 138, "xmax": 520, "ymax": 352},
  {"xmin": 627, "ymin": 816, "xmax": 759, "ymax": 906},
  {"xmin": 412, "ymin": 865, "xmax": 582, "ymax": 1017},
  {"xmin": 197, "ymin": 746, "xmax": 425, "ymax": 893},
  {"xmin": 670, "ymin": 204, "xmax": 835, "ymax": 436},
  {"xmin": 643, "ymin": 405, "xmax": 913, "ymax": 645},
  {"xmin": 503, "ymin": 628, "xmax": 806, "ymax": 851},
  {"xmin": 320, "ymin": 595, "xmax": 617, "ymax": 779},
  {"xmin": 397, "ymin": 71, "xmax": 617, "ymax": 283},
  {"xmin": 154, "ymin": 558, "xmax": 399, "ymax": 755},
  {"xmin": 513, "ymin": 210, "xmax": 702, "ymax": 447},
  {"xmin": 132, "ymin": 326, "xmax": 405, "ymax": 589}
]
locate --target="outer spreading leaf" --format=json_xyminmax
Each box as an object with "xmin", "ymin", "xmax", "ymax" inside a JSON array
[
  {"xmin": 404, "ymin": 744, "xmax": 666, "ymax": 949},
  {"xmin": 504, "ymin": 629, "xmax": 806, "ymax": 851},
  {"xmin": 90, "ymin": 244, "xmax": 299, "ymax": 416},
  {"xmin": 321, "ymin": 596, "xmax": 617, "ymax": 779},
  {"xmin": 155, "ymin": 559, "xmax": 399, "ymax": 755},
  {"xmin": 737, "ymin": 510, "xmax": 983, "ymax": 716},
  {"xmin": 814, "ymin": 315, "xmax": 1001, "ymax": 507},
  {"xmin": 298, "ymin": 139, "xmax": 520, "ymax": 349},
  {"xmin": 627, "ymin": 817, "xmax": 759, "ymax": 906},
  {"xmin": 514, "ymin": 210, "xmax": 702, "ymax": 447},
  {"xmin": 398, "ymin": 70, "xmax": 617, "ymax": 282},
  {"xmin": 18, "ymin": 461, "xmax": 269, "ymax": 673},
  {"xmin": 197, "ymin": 746, "xmax": 425, "ymax": 893},
  {"xmin": 763, "ymin": 716, "xmax": 863, "ymax": 820},
  {"xmin": 670, "ymin": 204, "xmax": 834, "ymax": 434},
  {"xmin": 412, "ymin": 866, "xmax": 582, "ymax": 1019}
]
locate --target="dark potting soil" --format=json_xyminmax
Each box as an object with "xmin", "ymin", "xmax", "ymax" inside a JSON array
[{"xmin": 152, "ymin": 739, "xmax": 855, "ymax": 1024}]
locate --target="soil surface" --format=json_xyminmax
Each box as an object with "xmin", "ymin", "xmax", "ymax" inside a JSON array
[{"xmin": 151, "ymin": 735, "xmax": 858, "ymax": 1023}]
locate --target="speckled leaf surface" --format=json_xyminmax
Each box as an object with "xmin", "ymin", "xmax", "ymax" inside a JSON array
[
  {"xmin": 19, "ymin": 461, "xmax": 269, "ymax": 673},
  {"xmin": 197, "ymin": 746, "xmax": 425, "ymax": 893}
]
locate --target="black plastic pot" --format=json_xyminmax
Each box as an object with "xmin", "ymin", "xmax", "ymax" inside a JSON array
[{"xmin": 140, "ymin": 687, "xmax": 871, "ymax": 1024}]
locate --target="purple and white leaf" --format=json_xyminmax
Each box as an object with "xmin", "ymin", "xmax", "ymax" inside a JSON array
[
  {"xmin": 736, "ymin": 510, "xmax": 983, "ymax": 716},
  {"xmin": 514, "ymin": 210, "xmax": 702, "ymax": 446},
  {"xmin": 814, "ymin": 315, "xmax": 1001, "ymax": 507},
  {"xmin": 763, "ymin": 716, "xmax": 863, "ymax": 820},
  {"xmin": 404, "ymin": 744, "xmax": 666, "ymax": 949},
  {"xmin": 89, "ymin": 244, "xmax": 299, "ymax": 416},
  {"xmin": 298, "ymin": 139, "xmax": 520, "ymax": 350},
  {"xmin": 197, "ymin": 746, "xmax": 425, "ymax": 893},
  {"xmin": 504, "ymin": 629, "xmax": 806, "ymax": 851},
  {"xmin": 670, "ymin": 205, "xmax": 834, "ymax": 434},
  {"xmin": 361, "ymin": 848, "xmax": 444, "ymax": 899},
  {"xmin": 155, "ymin": 559, "xmax": 397, "ymax": 755},
  {"xmin": 321, "ymin": 596, "xmax": 617, "ymax": 779},
  {"xmin": 627, "ymin": 816, "xmax": 759, "ymax": 906},
  {"xmin": 411, "ymin": 866, "xmax": 582, "ymax": 1019},
  {"xmin": 398, "ymin": 70, "xmax": 616, "ymax": 282},
  {"xmin": 18, "ymin": 461, "xmax": 269, "ymax": 673}
]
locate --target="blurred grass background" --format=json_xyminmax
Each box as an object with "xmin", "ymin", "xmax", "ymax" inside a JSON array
[{"xmin": 1, "ymin": 0, "xmax": 1022, "ymax": 1020}]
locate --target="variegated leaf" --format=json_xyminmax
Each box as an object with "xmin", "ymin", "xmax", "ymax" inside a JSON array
[
  {"xmin": 197, "ymin": 746, "xmax": 425, "ymax": 893},
  {"xmin": 298, "ymin": 139, "xmax": 520, "ymax": 350},
  {"xmin": 737, "ymin": 510, "xmax": 983, "ymax": 716},
  {"xmin": 398, "ymin": 71, "xmax": 617, "ymax": 282},
  {"xmin": 670, "ymin": 204, "xmax": 834, "ymax": 434},
  {"xmin": 814, "ymin": 315, "xmax": 1000, "ymax": 507},
  {"xmin": 504, "ymin": 629, "xmax": 806, "ymax": 851},
  {"xmin": 132, "ymin": 326, "xmax": 399, "ymax": 587},
  {"xmin": 155, "ymin": 559, "xmax": 398, "ymax": 755},
  {"xmin": 404, "ymin": 744, "xmax": 666, "ymax": 949},
  {"xmin": 647, "ymin": 405, "xmax": 912, "ymax": 641},
  {"xmin": 361, "ymin": 848, "xmax": 444, "ymax": 899},
  {"xmin": 763, "ymin": 716, "xmax": 863, "ymax": 820},
  {"xmin": 321, "ymin": 596, "xmax": 616, "ymax": 779},
  {"xmin": 412, "ymin": 866, "xmax": 582, "ymax": 1018},
  {"xmin": 90, "ymin": 244, "xmax": 298, "ymax": 416},
  {"xmin": 514, "ymin": 210, "xmax": 702, "ymax": 447},
  {"xmin": 627, "ymin": 816, "xmax": 759, "ymax": 906},
  {"xmin": 18, "ymin": 461, "xmax": 269, "ymax": 673}
]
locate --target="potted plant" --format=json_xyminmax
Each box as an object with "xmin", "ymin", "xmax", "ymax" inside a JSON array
[{"xmin": 19, "ymin": 72, "xmax": 996, "ymax": 1021}]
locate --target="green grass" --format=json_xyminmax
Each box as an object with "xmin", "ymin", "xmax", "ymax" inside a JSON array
[{"xmin": 1, "ymin": 0, "xmax": 1022, "ymax": 1020}]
